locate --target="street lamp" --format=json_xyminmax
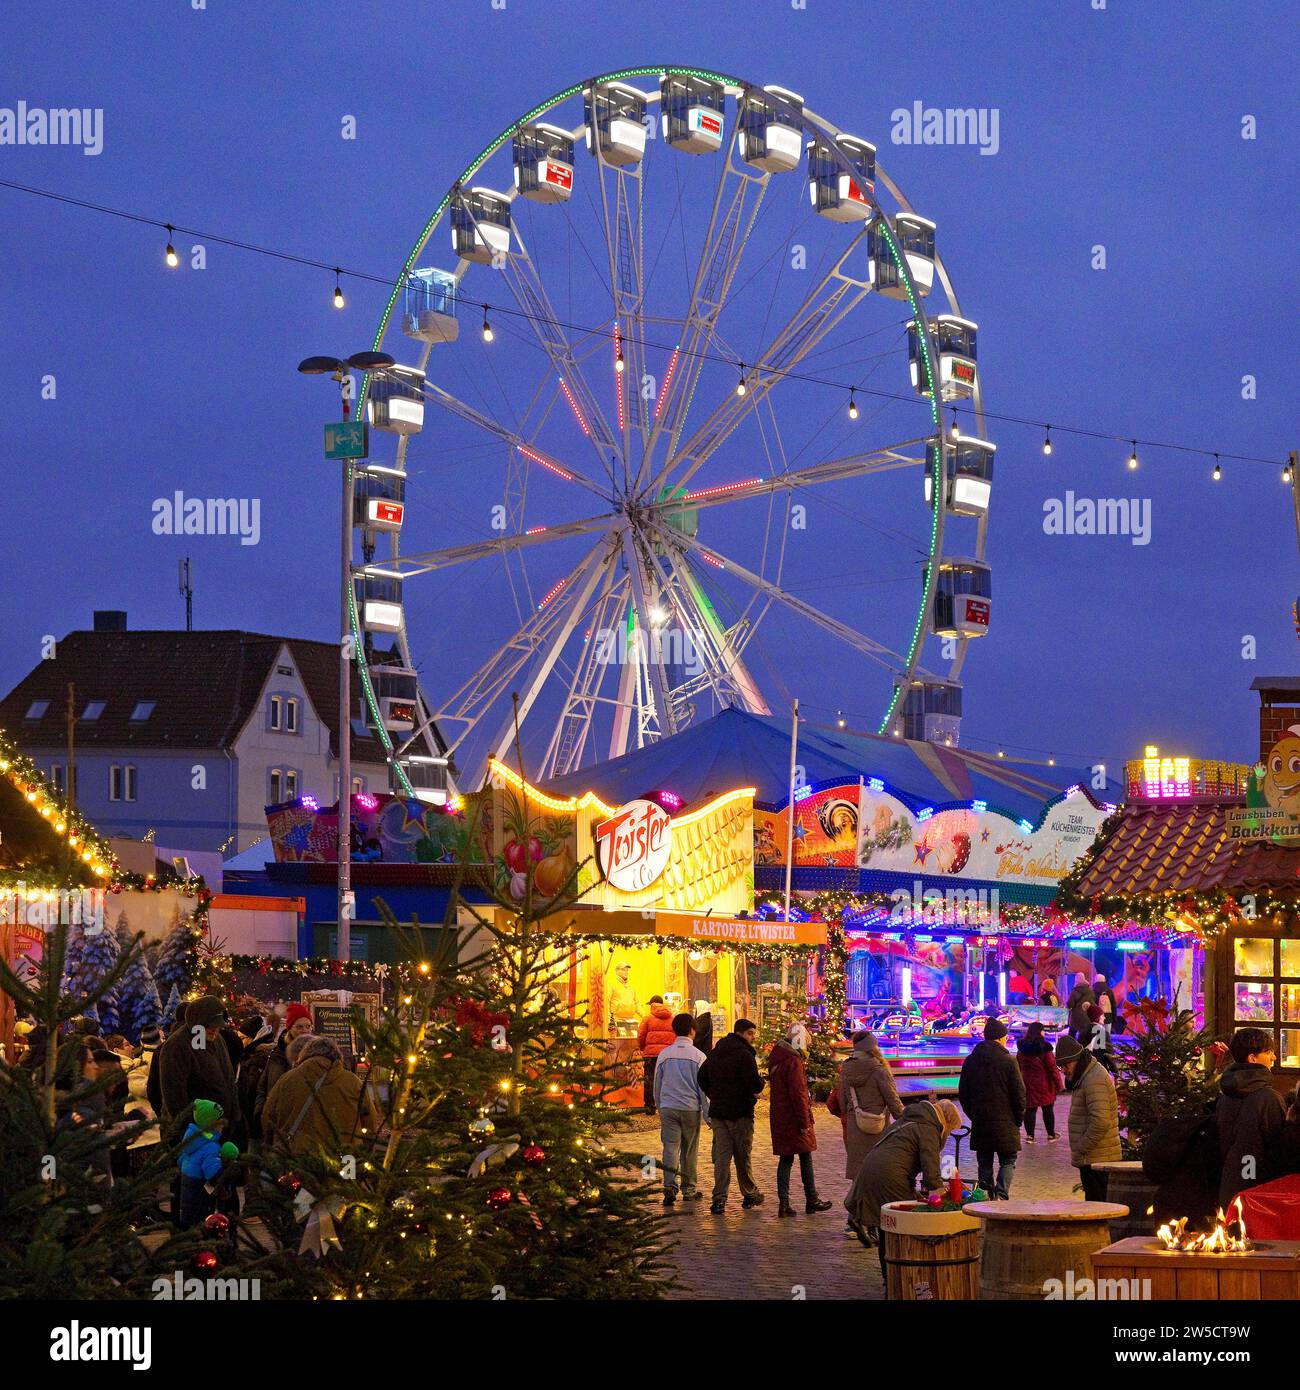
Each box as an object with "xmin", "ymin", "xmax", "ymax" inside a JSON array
[{"xmin": 297, "ymin": 348, "xmax": 396, "ymax": 961}]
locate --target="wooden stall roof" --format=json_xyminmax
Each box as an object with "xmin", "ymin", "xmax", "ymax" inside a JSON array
[{"xmin": 1075, "ymin": 801, "xmax": 1300, "ymax": 898}]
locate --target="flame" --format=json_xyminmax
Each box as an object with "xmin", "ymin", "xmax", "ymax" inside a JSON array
[{"xmin": 1155, "ymin": 1205, "xmax": 1252, "ymax": 1253}]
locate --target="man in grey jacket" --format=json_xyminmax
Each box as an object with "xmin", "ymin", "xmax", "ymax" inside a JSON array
[
  {"xmin": 1055, "ymin": 1035, "xmax": 1121, "ymax": 1200},
  {"xmin": 653, "ymin": 1014, "xmax": 709, "ymax": 1205}
]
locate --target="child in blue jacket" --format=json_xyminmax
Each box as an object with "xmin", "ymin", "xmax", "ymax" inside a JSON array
[{"xmin": 177, "ymin": 1098, "xmax": 238, "ymax": 1229}]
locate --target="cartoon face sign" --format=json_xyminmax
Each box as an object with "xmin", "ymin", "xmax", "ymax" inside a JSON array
[{"xmin": 1263, "ymin": 731, "xmax": 1300, "ymax": 818}]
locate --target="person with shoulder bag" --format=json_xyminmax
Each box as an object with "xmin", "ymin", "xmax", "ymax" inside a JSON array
[{"xmin": 836, "ymin": 1030, "xmax": 905, "ymax": 1235}]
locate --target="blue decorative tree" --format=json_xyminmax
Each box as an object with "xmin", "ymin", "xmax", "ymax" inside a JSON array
[
  {"xmin": 116, "ymin": 930, "xmax": 163, "ymax": 1042},
  {"xmin": 153, "ymin": 913, "xmax": 202, "ymax": 1005},
  {"xmin": 64, "ymin": 924, "xmax": 123, "ymax": 1035},
  {"xmin": 161, "ymin": 983, "xmax": 182, "ymax": 1028}
]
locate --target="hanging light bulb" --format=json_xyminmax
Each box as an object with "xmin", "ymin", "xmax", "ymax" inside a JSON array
[
  {"xmin": 1127, "ymin": 440, "xmax": 1138, "ymax": 470},
  {"xmin": 848, "ymin": 390, "xmax": 858, "ymax": 421},
  {"xmin": 949, "ymin": 409, "xmax": 959, "ymax": 440},
  {"xmin": 736, "ymin": 363, "xmax": 747, "ymax": 398},
  {"xmin": 482, "ymin": 308, "xmax": 494, "ymax": 343},
  {"xmin": 1048, "ymin": 755, "xmax": 1055, "ymax": 766},
  {"xmin": 997, "ymin": 748, "xmax": 1006, "ymax": 759},
  {"xmin": 332, "ymin": 269, "xmax": 345, "ymax": 309},
  {"xmin": 615, "ymin": 349, "xmax": 625, "ymax": 374},
  {"xmin": 1284, "ymin": 461, "xmax": 1294, "ymax": 484},
  {"xmin": 1042, "ymin": 426, "xmax": 1052, "ymax": 456},
  {"xmin": 837, "ymin": 710, "xmax": 846, "ymax": 728},
  {"xmin": 1212, "ymin": 454, "xmax": 1222, "ymax": 482},
  {"xmin": 164, "ymin": 224, "xmax": 179, "ymax": 268}
]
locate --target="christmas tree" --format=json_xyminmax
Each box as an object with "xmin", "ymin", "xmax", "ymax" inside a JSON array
[
  {"xmin": 152, "ymin": 911, "xmax": 203, "ymax": 1004},
  {"xmin": 161, "ymin": 982, "xmax": 182, "ymax": 1027},
  {"xmin": 1114, "ymin": 988, "xmax": 1218, "ymax": 1156},
  {"xmin": 116, "ymin": 941, "xmax": 163, "ymax": 1043},
  {"xmin": 0, "ymin": 923, "xmax": 212, "ymax": 1297},
  {"xmin": 62, "ymin": 920, "xmax": 123, "ymax": 1036},
  {"xmin": 245, "ymin": 764, "xmax": 670, "ymax": 1299}
]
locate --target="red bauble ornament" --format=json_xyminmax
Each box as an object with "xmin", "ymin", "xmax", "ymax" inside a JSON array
[
  {"xmin": 202, "ymin": 1212, "xmax": 230, "ymax": 1239},
  {"xmin": 192, "ymin": 1249, "xmax": 219, "ymax": 1272},
  {"xmin": 521, "ymin": 1144, "xmax": 546, "ymax": 1167},
  {"xmin": 278, "ymin": 1172, "xmax": 303, "ymax": 1196},
  {"xmin": 485, "ymin": 1186, "xmax": 512, "ymax": 1211}
]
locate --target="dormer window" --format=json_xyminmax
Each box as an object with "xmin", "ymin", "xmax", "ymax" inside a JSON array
[
  {"xmin": 130, "ymin": 701, "xmax": 155, "ymax": 722},
  {"xmin": 24, "ymin": 700, "xmax": 49, "ymax": 720},
  {"xmin": 82, "ymin": 701, "xmax": 106, "ymax": 721}
]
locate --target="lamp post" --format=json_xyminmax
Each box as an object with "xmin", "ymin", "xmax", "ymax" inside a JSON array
[{"xmin": 298, "ymin": 349, "xmax": 396, "ymax": 961}]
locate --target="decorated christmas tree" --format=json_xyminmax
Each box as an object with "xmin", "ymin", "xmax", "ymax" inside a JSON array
[
  {"xmin": 0, "ymin": 923, "xmax": 211, "ymax": 1297},
  {"xmin": 246, "ymin": 754, "xmax": 670, "ymax": 1299},
  {"xmin": 1114, "ymin": 989, "xmax": 1218, "ymax": 1156}
]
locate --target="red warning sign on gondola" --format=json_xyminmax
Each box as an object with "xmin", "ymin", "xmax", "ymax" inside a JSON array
[{"xmin": 964, "ymin": 599, "xmax": 990, "ymax": 627}]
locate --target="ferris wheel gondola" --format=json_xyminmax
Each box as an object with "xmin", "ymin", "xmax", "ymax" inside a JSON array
[{"xmin": 349, "ymin": 67, "xmax": 992, "ymax": 797}]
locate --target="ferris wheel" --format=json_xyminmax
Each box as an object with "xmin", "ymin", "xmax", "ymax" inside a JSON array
[{"xmin": 350, "ymin": 67, "xmax": 993, "ymax": 800}]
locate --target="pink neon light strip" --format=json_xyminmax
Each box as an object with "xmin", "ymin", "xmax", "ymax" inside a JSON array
[
  {"xmin": 685, "ymin": 477, "xmax": 762, "ymax": 501},
  {"xmin": 538, "ymin": 576, "xmax": 568, "ymax": 608},
  {"xmin": 558, "ymin": 377, "xmax": 590, "ymax": 437},
  {"xmin": 655, "ymin": 345, "xmax": 680, "ymax": 421},
  {"xmin": 613, "ymin": 321, "xmax": 625, "ymax": 432},
  {"xmin": 516, "ymin": 443, "xmax": 575, "ymax": 482}
]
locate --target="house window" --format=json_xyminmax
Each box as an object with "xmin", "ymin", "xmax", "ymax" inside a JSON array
[
  {"xmin": 50, "ymin": 763, "xmax": 64, "ymax": 793},
  {"xmin": 352, "ymin": 776, "xmax": 364, "ymax": 795},
  {"xmin": 109, "ymin": 765, "xmax": 136, "ymax": 802},
  {"xmin": 269, "ymin": 768, "xmax": 283, "ymax": 804},
  {"xmin": 285, "ymin": 769, "xmax": 299, "ymax": 800},
  {"xmin": 82, "ymin": 700, "xmax": 106, "ymax": 721},
  {"xmin": 25, "ymin": 700, "xmax": 49, "ymax": 720},
  {"xmin": 130, "ymin": 701, "xmax": 155, "ymax": 722},
  {"xmin": 286, "ymin": 697, "xmax": 300, "ymax": 733},
  {"xmin": 269, "ymin": 696, "xmax": 283, "ymax": 731}
]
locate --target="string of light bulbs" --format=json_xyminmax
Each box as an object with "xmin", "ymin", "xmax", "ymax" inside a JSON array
[{"xmin": 1, "ymin": 175, "xmax": 1291, "ymax": 475}]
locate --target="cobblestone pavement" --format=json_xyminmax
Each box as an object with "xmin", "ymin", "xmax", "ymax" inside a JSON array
[{"xmin": 626, "ymin": 1095, "xmax": 1081, "ymax": 1300}]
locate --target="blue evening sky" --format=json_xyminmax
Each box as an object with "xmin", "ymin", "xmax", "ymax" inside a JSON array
[{"xmin": 3, "ymin": 0, "xmax": 1297, "ymax": 782}]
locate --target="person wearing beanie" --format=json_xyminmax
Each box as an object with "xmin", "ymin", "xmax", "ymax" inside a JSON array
[
  {"xmin": 151, "ymin": 994, "xmax": 241, "ymax": 1143},
  {"xmin": 250, "ymin": 1002, "xmax": 316, "ymax": 1137},
  {"xmin": 261, "ymin": 1033, "xmax": 380, "ymax": 1157},
  {"xmin": 957, "ymin": 1016, "xmax": 1025, "ymax": 1199},
  {"xmin": 176, "ymin": 1098, "xmax": 238, "ymax": 1229},
  {"xmin": 845, "ymin": 1096, "xmax": 962, "ymax": 1276},
  {"xmin": 1055, "ymin": 1033, "xmax": 1121, "ymax": 1199},
  {"xmin": 698, "ymin": 1019, "xmax": 766, "ymax": 1213}
]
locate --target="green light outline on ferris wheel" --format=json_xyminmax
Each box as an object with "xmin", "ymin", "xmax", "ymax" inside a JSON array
[{"xmin": 354, "ymin": 65, "xmax": 944, "ymax": 776}]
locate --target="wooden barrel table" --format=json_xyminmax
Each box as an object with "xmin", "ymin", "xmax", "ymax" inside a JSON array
[
  {"xmin": 964, "ymin": 1200, "xmax": 1129, "ymax": 1300},
  {"xmin": 1092, "ymin": 1161, "xmax": 1157, "ymax": 1242},
  {"xmin": 879, "ymin": 1202, "xmax": 981, "ymax": 1300}
]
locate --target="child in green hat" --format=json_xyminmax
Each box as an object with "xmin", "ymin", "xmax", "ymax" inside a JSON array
[{"xmin": 177, "ymin": 1099, "xmax": 239, "ymax": 1229}]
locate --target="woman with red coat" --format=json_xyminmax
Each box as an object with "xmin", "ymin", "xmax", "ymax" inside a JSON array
[
  {"xmin": 1016, "ymin": 1021, "xmax": 1063, "ymax": 1142},
  {"xmin": 768, "ymin": 1023, "xmax": 833, "ymax": 1217}
]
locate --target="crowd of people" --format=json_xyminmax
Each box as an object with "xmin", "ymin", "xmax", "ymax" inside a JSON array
[
  {"xmin": 640, "ymin": 990, "xmax": 1300, "ymax": 1295},
  {"xmin": 15, "ymin": 995, "xmax": 379, "ymax": 1231}
]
